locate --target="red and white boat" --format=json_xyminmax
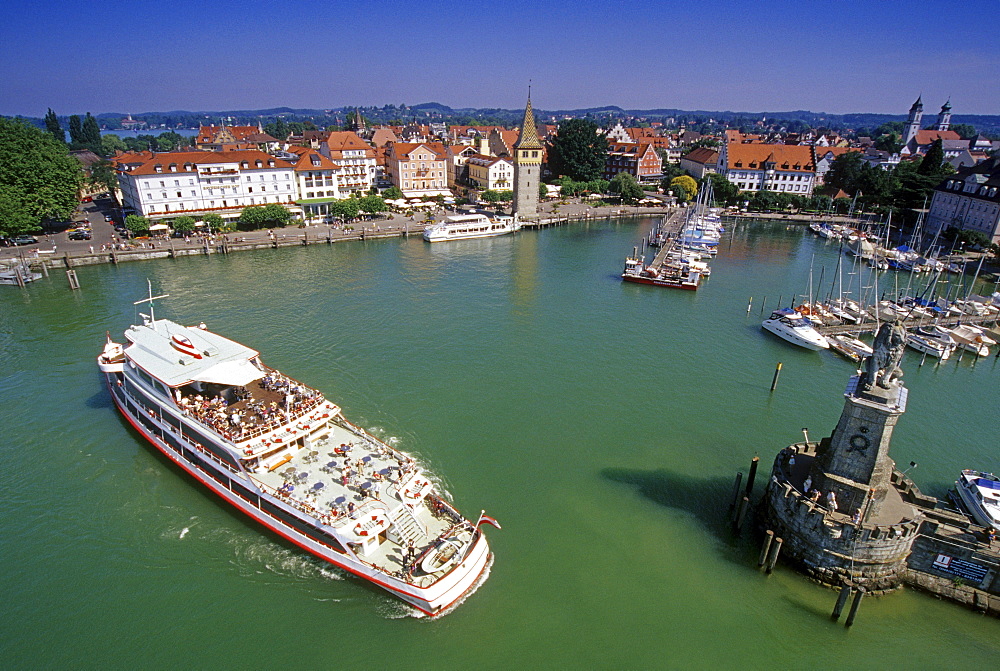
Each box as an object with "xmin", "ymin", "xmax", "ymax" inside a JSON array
[
  {"xmin": 97, "ymin": 289, "xmax": 493, "ymax": 615},
  {"xmin": 621, "ymin": 255, "xmax": 701, "ymax": 291}
]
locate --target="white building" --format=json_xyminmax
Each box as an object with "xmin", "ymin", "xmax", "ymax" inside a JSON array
[
  {"xmin": 466, "ymin": 154, "xmax": 514, "ymax": 190},
  {"xmin": 114, "ymin": 150, "xmax": 298, "ymax": 222},
  {"xmin": 717, "ymin": 141, "xmax": 817, "ymax": 195},
  {"xmin": 926, "ymin": 158, "xmax": 1000, "ymax": 245},
  {"xmin": 318, "ymin": 131, "xmax": 377, "ymax": 195}
]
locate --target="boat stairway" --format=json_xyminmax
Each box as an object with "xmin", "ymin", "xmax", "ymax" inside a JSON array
[{"xmin": 389, "ymin": 506, "xmax": 424, "ymax": 545}]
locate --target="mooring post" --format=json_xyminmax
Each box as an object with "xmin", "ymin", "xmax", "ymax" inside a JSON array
[
  {"xmin": 845, "ymin": 587, "xmax": 865, "ymax": 627},
  {"xmin": 770, "ymin": 362, "xmax": 783, "ymax": 392},
  {"xmin": 760, "ymin": 296, "xmax": 766, "ymax": 315},
  {"xmin": 764, "ymin": 536, "xmax": 783, "ymax": 573},
  {"xmin": 745, "ymin": 456, "xmax": 760, "ymax": 498},
  {"xmin": 832, "ymin": 581, "xmax": 853, "ymax": 620},
  {"xmin": 747, "ymin": 297, "xmax": 753, "ymax": 314},
  {"xmin": 729, "ymin": 472, "xmax": 743, "ymax": 511},
  {"xmin": 758, "ymin": 530, "xmax": 774, "ymax": 567},
  {"xmin": 66, "ymin": 269, "xmax": 80, "ymax": 290},
  {"xmin": 733, "ymin": 496, "xmax": 750, "ymax": 532},
  {"xmin": 40, "ymin": 260, "xmax": 48, "ymax": 277}
]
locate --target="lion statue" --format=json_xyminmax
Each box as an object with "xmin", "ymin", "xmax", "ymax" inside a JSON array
[{"xmin": 861, "ymin": 321, "xmax": 906, "ymax": 390}]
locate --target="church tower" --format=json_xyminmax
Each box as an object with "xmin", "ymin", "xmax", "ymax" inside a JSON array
[
  {"xmin": 902, "ymin": 96, "xmax": 923, "ymax": 146},
  {"xmin": 935, "ymin": 100, "xmax": 952, "ymax": 131},
  {"xmin": 512, "ymin": 94, "xmax": 543, "ymax": 220}
]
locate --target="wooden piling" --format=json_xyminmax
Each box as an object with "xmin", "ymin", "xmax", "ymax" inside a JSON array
[
  {"xmin": 40, "ymin": 260, "xmax": 48, "ymax": 277},
  {"xmin": 760, "ymin": 296, "xmax": 766, "ymax": 315},
  {"xmin": 758, "ymin": 530, "xmax": 774, "ymax": 567},
  {"xmin": 770, "ymin": 362, "xmax": 783, "ymax": 392},
  {"xmin": 845, "ymin": 587, "xmax": 865, "ymax": 627},
  {"xmin": 745, "ymin": 456, "xmax": 760, "ymax": 498},
  {"xmin": 747, "ymin": 297, "xmax": 753, "ymax": 314},
  {"xmin": 66, "ymin": 269, "xmax": 80, "ymax": 290},
  {"xmin": 733, "ymin": 496, "xmax": 750, "ymax": 532},
  {"xmin": 14, "ymin": 264, "xmax": 25, "ymax": 287},
  {"xmin": 764, "ymin": 536, "xmax": 783, "ymax": 573},
  {"xmin": 729, "ymin": 472, "xmax": 743, "ymax": 511},
  {"xmin": 832, "ymin": 581, "xmax": 853, "ymax": 620}
]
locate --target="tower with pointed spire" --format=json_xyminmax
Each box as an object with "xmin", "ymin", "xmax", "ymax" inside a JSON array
[
  {"xmin": 512, "ymin": 92, "xmax": 543, "ymax": 220},
  {"xmin": 935, "ymin": 99, "xmax": 952, "ymax": 131},
  {"xmin": 902, "ymin": 95, "xmax": 923, "ymax": 146}
]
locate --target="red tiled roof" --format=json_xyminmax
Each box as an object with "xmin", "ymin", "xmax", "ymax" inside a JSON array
[
  {"xmin": 913, "ymin": 130, "xmax": 960, "ymax": 145},
  {"xmin": 681, "ymin": 147, "xmax": 719, "ymax": 165},
  {"xmin": 113, "ymin": 150, "xmax": 293, "ymax": 176},
  {"xmin": 726, "ymin": 143, "xmax": 815, "ymax": 172}
]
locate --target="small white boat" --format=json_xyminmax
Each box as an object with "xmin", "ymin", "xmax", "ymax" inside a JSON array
[
  {"xmin": 906, "ymin": 333, "xmax": 953, "ymax": 359},
  {"xmin": 954, "ymin": 469, "xmax": 1000, "ymax": 532},
  {"xmin": 762, "ymin": 309, "xmax": 830, "ymax": 351},
  {"xmin": 947, "ymin": 324, "xmax": 994, "ymax": 356},
  {"xmin": 827, "ymin": 334, "xmax": 874, "ymax": 363}
]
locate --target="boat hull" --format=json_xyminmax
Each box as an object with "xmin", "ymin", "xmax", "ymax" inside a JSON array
[
  {"xmin": 761, "ymin": 320, "xmax": 829, "ymax": 350},
  {"xmin": 102, "ymin": 370, "xmax": 491, "ymax": 615},
  {"xmin": 621, "ymin": 273, "xmax": 698, "ymax": 291}
]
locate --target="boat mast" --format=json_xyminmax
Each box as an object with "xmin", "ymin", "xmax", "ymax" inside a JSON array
[{"xmin": 134, "ymin": 279, "xmax": 170, "ymax": 332}]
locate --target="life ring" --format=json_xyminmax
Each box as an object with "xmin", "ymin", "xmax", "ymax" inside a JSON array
[
  {"xmin": 244, "ymin": 448, "xmax": 253, "ymax": 456},
  {"xmin": 848, "ymin": 434, "xmax": 870, "ymax": 452}
]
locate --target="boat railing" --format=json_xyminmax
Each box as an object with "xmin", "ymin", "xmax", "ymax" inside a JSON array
[{"xmin": 233, "ymin": 397, "xmax": 326, "ymax": 443}]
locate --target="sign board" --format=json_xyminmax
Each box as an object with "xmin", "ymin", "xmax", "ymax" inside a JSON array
[{"xmin": 933, "ymin": 553, "xmax": 989, "ymax": 584}]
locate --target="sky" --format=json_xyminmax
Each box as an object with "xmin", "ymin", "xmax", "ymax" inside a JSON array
[{"xmin": 2, "ymin": 0, "xmax": 997, "ymax": 119}]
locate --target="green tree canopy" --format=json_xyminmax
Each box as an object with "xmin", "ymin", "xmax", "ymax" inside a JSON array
[
  {"xmin": 329, "ymin": 198, "xmax": 360, "ymax": 221},
  {"xmin": 480, "ymin": 189, "xmax": 501, "ymax": 203},
  {"xmin": 202, "ymin": 213, "xmax": 225, "ymax": 232},
  {"xmin": 949, "ymin": 123, "xmax": 977, "ymax": 140},
  {"xmin": 701, "ymin": 173, "xmax": 740, "ymax": 206},
  {"xmin": 0, "ymin": 118, "xmax": 82, "ymax": 237},
  {"xmin": 101, "ymin": 133, "xmax": 126, "ymax": 156},
  {"xmin": 172, "ymin": 215, "xmax": 196, "ymax": 233},
  {"xmin": 68, "ymin": 115, "xmax": 83, "ymax": 145},
  {"xmin": 44, "ymin": 108, "xmax": 65, "ymax": 143},
  {"xmin": 826, "ymin": 152, "xmax": 865, "ymax": 194},
  {"xmin": 497, "ymin": 190, "xmax": 513, "ymax": 202},
  {"xmin": 548, "ymin": 119, "xmax": 607, "ymax": 181},
  {"xmin": 382, "ymin": 186, "xmax": 403, "ymax": 200},
  {"xmin": 155, "ymin": 131, "xmax": 185, "ymax": 152},
  {"xmin": 124, "ymin": 214, "xmax": 149, "ymax": 235},
  {"xmin": 608, "ymin": 172, "xmax": 643, "ymax": 204},
  {"xmin": 82, "ymin": 113, "xmax": 101, "ymax": 149},
  {"xmin": 89, "ymin": 159, "xmax": 118, "ymax": 194},
  {"xmin": 237, "ymin": 204, "xmax": 289, "ymax": 230},
  {"xmin": 358, "ymin": 194, "xmax": 387, "ymax": 214},
  {"xmin": 918, "ymin": 139, "xmax": 944, "ymax": 176}
]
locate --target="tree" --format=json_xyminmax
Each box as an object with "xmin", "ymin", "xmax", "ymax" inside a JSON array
[
  {"xmin": 155, "ymin": 131, "xmax": 185, "ymax": 152},
  {"xmin": 124, "ymin": 214, "xmax": 149, "ymax": 235},
  {"xmin": 44, "ymin": 108, "xmax": 65, "ymax": 143},
  {"xmin": 82, "ymin": 113, "xmax": 101, "ymax": 149},
  {"xmin": 750, "ymin": 189, "xmax": 779, "ymax": 211},
  {"xmin": 480, "ymin": 190, "xmax": 501, "ymax": 203},
  {"xmin": 539, "ymin": 182, "xmax": 549, "ymax": 199},
  {"xmin": 202, "ymin": 213, "xmax": 225, "ymax": 233},
  {"xmin": 68, "ymin": 115, "xmax": 84, "ymax": 145},
  {"xmin": 382, "ymin": 186, "xmax": 403, "ymax": 200},
  {"xmin": 101, "ymin": 134, "xmax": 126, "ymax": 156},
  {"xmin": 826, "ymin": 152, "xmax": 865, "ymax": 194},
  {"xmin": 89, "ymin": 159, "xmax": 118, "ymax": 194},
  {"xmin": 701, "ymin": 173, "xmax": 740, "ymax": 206},
  {"xmin": 329, "ymin": 198, "xmax": 360, "ymax": 221},
  {"xmin": 498, "ymin": 190, "xmax": 513, "ymax": 202},
  {"xmin": 548, "ymin": 118, "xmax": 607, "ymax": 181},
  {"xmin": 918, "ymin": 139, "xmax": 944, "ymax": 176},
  {"xmin": 586, "ymin": 179, "xmax": 609, "ymax": 194},
  {"xmin": 669, "ymin": 175, "xmax": 698, "ymax": 202},
  {"xmin": 358, "ymin": 194, "xmax": 387, "ymax": 215},
  {"xmin": 608, "ymin": 172, "xmax": 643, "ymax": 204},
  {"xmin": 0, "ymin": 118, "xmax": 82, "ymax": 237},
  {"xmin": 950, "ymin": 123, "xmax": 976, "ymax": 140},
  {"xmin": 172, "ymin": 216, "xmax": 196, "ymax": 234},
  {"xmin": 124, "ymin": 135, "xmax": 157, "ymax": 152},
  {"xmin": 873, "ymin": 132, "xmax": 902, "ymax": 154}
]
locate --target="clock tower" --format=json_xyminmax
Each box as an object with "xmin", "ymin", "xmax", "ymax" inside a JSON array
[{"xmin": 512, "ymin": 94, "xmax": 543, "ymax": 220}]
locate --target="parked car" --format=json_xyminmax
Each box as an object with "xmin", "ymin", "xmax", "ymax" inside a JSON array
[
  {"xmin": 11, "ymin": 235, "xmax": 39, "ymax": 246},
  {"xmin": 68, "ymin": 229, "xmax": 92, "ymax": 240},
  {"xmin": 104, "ymin": 215, "xmax": 114, "ymax": 222}
]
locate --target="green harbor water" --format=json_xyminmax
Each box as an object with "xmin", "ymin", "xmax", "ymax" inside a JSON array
[{"xmin": 1, "ymin": 219, "xmax": 998, "ymax": 668}]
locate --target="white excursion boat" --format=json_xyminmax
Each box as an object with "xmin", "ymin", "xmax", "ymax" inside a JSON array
[
  {"xmin": 97, "ymin": 289, "xmax": 494, "ymax": 616},
  {"xmin": 761, "ymin": 309, "xmax": 830, "ymax": 351},
  {"xmin": 826, "ymin": 334, "xmax": 874, "ymax": 363},
  {"xmin": 954, "ymin": 469, "xmax": 1000, "ymax": 532},
  {"xmin": 423, "ymin": 213, "xmax": 520, "ymax": 242}
]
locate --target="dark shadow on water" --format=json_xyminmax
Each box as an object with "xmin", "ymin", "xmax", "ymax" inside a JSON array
[
  {"xmin": 85, "ymin": 386, "xmax": 114, "ymax": 409},
  {"xmin": 602, "ymin": 466, "xmax": 759, "ymax": 560}
]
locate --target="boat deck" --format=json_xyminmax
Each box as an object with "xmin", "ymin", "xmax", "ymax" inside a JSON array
[{"xmin": 247, "ymin": 420, "xmax": 460, "ymax": 582}]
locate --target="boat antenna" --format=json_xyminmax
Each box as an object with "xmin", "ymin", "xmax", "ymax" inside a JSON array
[{"xmin": 134, "ymin": 279, "xmax": 169, "ymax": 332}]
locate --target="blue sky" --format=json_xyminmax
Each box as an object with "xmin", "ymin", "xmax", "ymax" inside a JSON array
[{"xmin": 2, "ymin": 0, "xmax": 997, "ymax": 118}]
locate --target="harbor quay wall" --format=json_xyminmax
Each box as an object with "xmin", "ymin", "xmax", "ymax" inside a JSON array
[{"xmin": 761, "ymin": 455, "xmax": 919, "ymax": 593}]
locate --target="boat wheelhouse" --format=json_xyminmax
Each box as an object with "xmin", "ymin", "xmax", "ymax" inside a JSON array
[
  {"xmin": 422, "ymin": 214, "xmax": 520, "ymax": 242},
  {"xmin": 97, "ymin": 294, "xmax": 493, "ymax": 616},
  {"xmin": 955, "ymin": 469, "xmax": 1000, "ymax": 532},
  {"xmin": 761, "ymin": 309, "xmax": 830, "ymax": 351}
]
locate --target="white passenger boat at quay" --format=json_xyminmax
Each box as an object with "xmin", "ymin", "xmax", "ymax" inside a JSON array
[
  {"xmin": 423, "ymin": 213, "xmax": 520, "ymax": 242},
  {"xmin": 97, "ymin": 290, "xmax": 494, "ymax": 616},
  {"xmin": 761, "ymin": 309, "xmax": 830, "ymax": 351},
  {"xmin": 954, "ymin": 469, "xmax": 1000, "ymax": 532}
]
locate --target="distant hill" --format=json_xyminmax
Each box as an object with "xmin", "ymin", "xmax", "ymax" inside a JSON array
[{"xmin": 11, "ymin": 103, "xmax": 1000, "ymax": 136}]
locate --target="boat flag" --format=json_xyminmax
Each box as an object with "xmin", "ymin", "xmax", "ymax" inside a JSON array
[{"xmin": 476, "ymin": 511, "xmax": 502, "ymax": 530}]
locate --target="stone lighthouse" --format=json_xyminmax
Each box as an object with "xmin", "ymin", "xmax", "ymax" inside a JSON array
[
  {"xmin": 512, "ymin": 94, "xmax": 543, "ymax": 220},
  {"xmin": 761, "ymin": 322, "xmax": 923, "ymax": 591}
]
